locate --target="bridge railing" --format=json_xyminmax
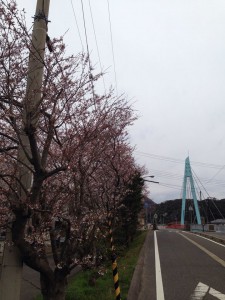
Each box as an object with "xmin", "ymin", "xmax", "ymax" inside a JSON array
[{"xmin": 191, "ymin": 224, "xmax": 225, "ymax": 232}]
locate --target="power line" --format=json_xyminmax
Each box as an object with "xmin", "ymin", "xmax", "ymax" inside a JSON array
[
  {"xmin": 107, "ymin": 0, "xmax": 118, "ymax": 94},
  {"xmin": 159, "ymin": 183, "xmax": 182, "ymax": 191},
  {"xmin": 208, "ymin": 165, "xmax": 225, "ymax": 182},
  {"xmin": 191, "ymin": 168, "xmax": 210, "ymax": 198},
  {"xmin": 88, "ymin": 0, "xmax": 106, "ymax": 94},
  {"xmin": 149, "ymin": 169, "xmax": 184, "ymax": 180},
  {"xmin": 148, "ymin": 163, "xmax": 225, "ymax": 202},
  {"xmin": 210, "ymin": 198, "xmax": 225, "ymax": 219},
  {"xmin": 191, "ymin": 168, "xmax": 224, "ymax": 219},
  {"xmin": 80, "ymin": 0, "xmax": 91, "ymax": 60},
  {"xmin": 80, "ymin": 0, "xmax": 95, "ymax": 96},
  {"xmin": 70, "ymin": 0, "xmax": 84, "ymax": 51},
  {"xmin": 149, "ymin": 168, "xmax": 225, "ymax": 187},
  {"xmin": 135, "ymin": 151, "xmax": 225, "ymax": 169},
  {"xmin": 191, "ymin": 171, "xmax": 208, "ymax": 200}
]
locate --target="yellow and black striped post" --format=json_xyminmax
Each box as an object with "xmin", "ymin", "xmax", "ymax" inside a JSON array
[{"xmin": 109, "ymin": 216, "xmax": 121, "ymax": 300}]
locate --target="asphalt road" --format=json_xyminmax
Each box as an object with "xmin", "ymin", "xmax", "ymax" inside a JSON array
[
  {"xmin": 9, "ymin": 229, "xmax": 225, "ymax": 299},
  {"xmin": 128, "ymin": 229, "xmax": 225, "ymax": 300}
]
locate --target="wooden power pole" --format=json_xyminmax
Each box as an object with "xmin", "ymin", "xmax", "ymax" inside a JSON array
[{"xmin": 0, "ymin": 1, "xmax": 50, "ymax": 299}]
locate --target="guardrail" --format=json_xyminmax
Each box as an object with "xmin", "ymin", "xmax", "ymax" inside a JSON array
[{"xmin": 190, "ymin": 224, "xmax": 225, "ymax": 232}]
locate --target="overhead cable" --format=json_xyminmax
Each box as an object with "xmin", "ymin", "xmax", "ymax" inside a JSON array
[
  {"xmin": 70, "ymin": 0, "xmax": 84, "ymax": 51},
  {"xmin": 80, "ymin": 0, "xmax": 95, "ymax": 96},
  {"xmin": 208, "ymin": 165, "xmax": 225, "ymax": 182},
  {"xmin": 107, "ymin": 0, "xmax": 118, "ymax": 94},
  {"xmin": 88, "ymin": 0, "xmax": 106, "ymax": 94},
  {"xmin": 135, "ymin": 151, "xmax": 225, "ymax": 170},
  {"xmin": 149, "ymin": 168, "xmax": 225, "ymax": 187}
]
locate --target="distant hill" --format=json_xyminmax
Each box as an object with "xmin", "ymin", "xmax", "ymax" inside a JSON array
[
  {"xmin": 151, "ymin": 198, "xmax": 225, "ymax": 224},
  {"xmin": 153, "ymin": 199, "xmax": 182, "ymax": 224},
  {"xmin": 143, "ymin": 196, "xmax": 157, "ymax": 223},
  {"xmin": 144, "ymin": 196, "xmax": 156, "ymax": 207},
  {"xmin": 199, "ymin": 198, "xmax": 225, "ymax": 223}
]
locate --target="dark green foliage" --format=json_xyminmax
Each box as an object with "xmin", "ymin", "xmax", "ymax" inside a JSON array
[
  {"xmin": 143, "ymin": 197, "xmax": 157, "ymax": 223},
  {"xmin": 154, "ymin": 199, "xmax": 182, "ymax": 224},
  {"xmin": 114, "ymin": 172, "xmax": 144, "ymax": 249},
  {"xmin": 199, "ymin": 198, "xmax": 225, "ymax": 222}
]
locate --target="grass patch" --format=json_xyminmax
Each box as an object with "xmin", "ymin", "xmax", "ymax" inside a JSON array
[{"xmin": 36, "ymin": 230, "xmax": 147, "ymax": 300}]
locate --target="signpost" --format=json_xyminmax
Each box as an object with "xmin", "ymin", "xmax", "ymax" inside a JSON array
[
  {"xmin": 144, "ymin": 202, "xmax": 149, "ymax": 228},
  {"xmin": 189, "ymin": 205, "xmax": 193, "ymax": 224},
  {"xmin": 201, "ymin": 217, "xmax": 205, "ymax": 232},
  {"xmin": 153, "ymin": 214, "xmax": 158, "ymax": 230}
]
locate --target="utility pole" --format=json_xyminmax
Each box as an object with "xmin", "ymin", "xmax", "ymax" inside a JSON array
[{"xmin": 0, "ymin": 1, "xmax": 50, "ymax": 299}]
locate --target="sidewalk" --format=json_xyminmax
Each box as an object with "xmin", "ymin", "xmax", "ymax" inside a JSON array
[
  {"xmin": 21, "ymin": 259, "xmax": 81, "ymax": 300},
  {"xmin": 127, "ymin": 230, "xmax": 154, "ymax": 300}
]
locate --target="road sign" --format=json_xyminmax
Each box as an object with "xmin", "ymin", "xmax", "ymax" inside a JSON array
[
  {"xmin": 190, "ymin": 282, "xmax": 225, "ymax": 299},
  {"xmin": 189, "ymin": 205, "xmax": 194, "ymax": 211},
  {"xmin": 154, "ymin": 214, "xmax": 158, "ymax": 219}
]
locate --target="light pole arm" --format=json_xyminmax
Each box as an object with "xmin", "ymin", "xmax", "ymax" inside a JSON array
[{"xmin": 144, "ymin": 180, "xmax": 159, "ymax": 184}]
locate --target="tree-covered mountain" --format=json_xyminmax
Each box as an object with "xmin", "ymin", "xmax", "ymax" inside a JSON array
[{"xmin": 151, "ymin": 198, "xmax": 225, "ymax": 224}]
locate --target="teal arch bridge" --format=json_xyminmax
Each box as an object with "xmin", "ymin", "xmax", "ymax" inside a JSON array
[{"xmin": 181, "ymin": 157, "xmax": 201, "ymax": 225}]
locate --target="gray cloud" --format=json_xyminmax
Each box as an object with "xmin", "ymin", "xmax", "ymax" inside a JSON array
[{"xmin": 17, "ymin": 0, "xmax": 225, "ymax": 202}]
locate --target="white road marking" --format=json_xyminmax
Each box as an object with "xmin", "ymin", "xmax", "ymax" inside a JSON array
[
  {"xmin": 190, "ymin": 282, "xmax": 209, "ymax": 299},
  {"xmin": 190, "ymin": 282, "xmax": 225, "ymax": 300},
  {"xmin": 180, "ymin": 233, "xmax": 225, "ymax": 268},
  {"xmin": 154, "ymin": 231, "xmax": 165, "ymax": 300},
  {"xmin": 194, "ymin": 234, "xmax": 225, "ymax": 248},
  {"xmin": 209, "ymin": 287, "xmax": 225, "ymax": 299}
]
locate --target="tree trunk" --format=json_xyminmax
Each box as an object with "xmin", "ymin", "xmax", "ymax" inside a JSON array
[{"xmin": 40, "ymin": 271, "xmax": 68, "ymax": 300}]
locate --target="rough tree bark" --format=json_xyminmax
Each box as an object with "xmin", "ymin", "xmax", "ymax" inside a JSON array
[{"xmin": 40, "ymin": 271, "xmax": 68, "ymax": 300}]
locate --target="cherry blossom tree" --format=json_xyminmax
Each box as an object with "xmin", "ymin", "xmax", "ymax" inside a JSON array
[{"xmin": 0, "ymin": 1, "xmax": 144, "ymax": 299}]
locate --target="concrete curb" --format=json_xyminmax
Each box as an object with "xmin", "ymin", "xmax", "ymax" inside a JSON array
[{"xmin": 127, "ymin": 230, "xmax": 151, "ymax": 300}]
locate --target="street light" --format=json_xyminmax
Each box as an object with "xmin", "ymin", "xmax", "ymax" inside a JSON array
[
  {"xmin": 144, "ymin": 179, "xmax": 159, "ymax": 184},
  {"xmin": 142, "ymin": 176, "xmax": 159, "ymax": 229},
  {"xmin": 142, "ymin": 175, "xmax": 159, "ymax": 184}
]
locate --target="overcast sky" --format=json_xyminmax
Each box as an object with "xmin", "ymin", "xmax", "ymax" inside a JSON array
[{"xmin": 16, "ymin": 0, "xmax": 225, "ymax": 203}]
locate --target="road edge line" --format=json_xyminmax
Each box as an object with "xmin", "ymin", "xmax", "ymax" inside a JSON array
[
  {"xmin": 154, "ymin": 231, "xmax": 165, "ymax": 300},
  {"xmin": 180, "ymin": 233, "xmax": 225, "ymax": 268}
]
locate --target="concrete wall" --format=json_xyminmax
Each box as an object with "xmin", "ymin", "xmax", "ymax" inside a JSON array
[{"xmin": 190, "ymin": 224, "xmax": 225, "ymax": 232}]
